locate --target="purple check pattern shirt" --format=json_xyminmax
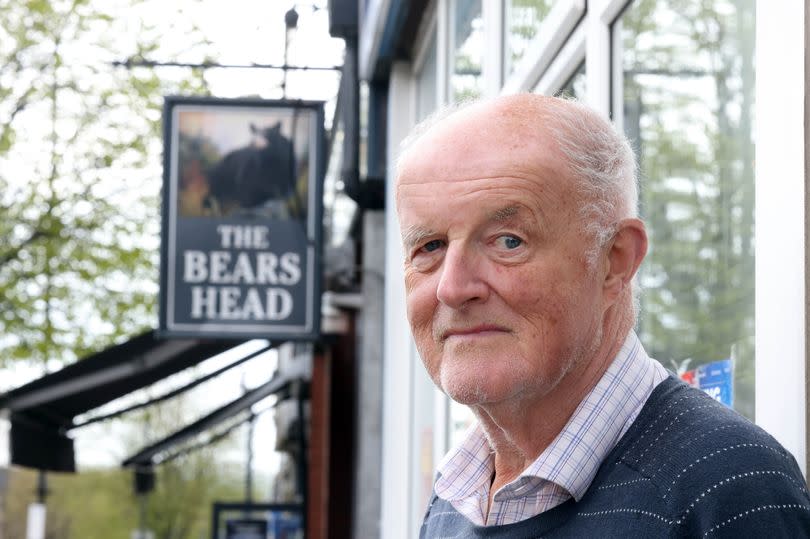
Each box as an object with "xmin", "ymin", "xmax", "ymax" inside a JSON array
[{"xmin": 433, "ymin": 331, "xmax": 669, "ymax": 526}]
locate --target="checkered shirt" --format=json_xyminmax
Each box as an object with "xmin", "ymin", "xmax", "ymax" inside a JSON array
[{"xmin": 433, "ymin": 331, "xmax": 669, "ymax": 526}]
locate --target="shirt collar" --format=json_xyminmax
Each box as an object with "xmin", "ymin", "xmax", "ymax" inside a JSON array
[{"xmin": 435, "ymin": 330, "xmax": 667, "ymax": 503}]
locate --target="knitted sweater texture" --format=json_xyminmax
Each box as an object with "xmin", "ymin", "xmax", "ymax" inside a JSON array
[{"xmin": 420, "ymin": 377, "xmax": 810, "ymax": 538}]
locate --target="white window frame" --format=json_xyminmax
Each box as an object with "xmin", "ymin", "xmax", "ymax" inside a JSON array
[
  {"xmin": 585, "ymin": 0, "xmax": 622, "ymax": 115},
  {"xmin": 753, "ymin": 1, "xmax": 806, "ymax": 473},
  {"xmin": 533, "ymin": 21, "xmax": 585, "ymax": 96},
  {"xmin": 482, "ymin": 0, "xmax": 504, "ymax": 95},
  {"xmin": 381, "ymin": 60, "xmax": 418, "ymax": 539},
  {"xmin": 502, "ymin": 0, "xmax": 586, "ymax": 95}
]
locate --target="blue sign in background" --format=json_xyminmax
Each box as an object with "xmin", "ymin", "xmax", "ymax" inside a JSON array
[{"xmin": 696, "ymin": 358, "xmax": 734, "ymax": 407}]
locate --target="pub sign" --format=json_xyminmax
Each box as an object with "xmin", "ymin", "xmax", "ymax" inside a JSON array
[{"xmin": 159, "ymin": 96, "xmax": 323, "ymax": 339}]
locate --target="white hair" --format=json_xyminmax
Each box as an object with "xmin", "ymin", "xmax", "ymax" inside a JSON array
[
  {"xmin": 395, "ymin": 99, "xmax": 472, "ymax": 178},
  {"xmin": 543, "ymin": 97, "xmax": 638, "ymax": 265}
]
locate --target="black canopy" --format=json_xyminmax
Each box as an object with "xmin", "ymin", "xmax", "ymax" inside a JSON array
[
  {"xmin": 0, "ymin": 330, "xmax": 243, "ymax": 472},
  {"xmin": 122, "ymin": 375, "xmax": 303, "ymax": 467}
]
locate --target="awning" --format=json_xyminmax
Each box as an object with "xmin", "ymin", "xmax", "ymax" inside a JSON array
[
  {"xmin": 122, "ymin": 375, "xmax": 306, "ymax": 467},
  {"xmin": 0, "ymin": 330, "xmax": 245, "ymax": 472}
]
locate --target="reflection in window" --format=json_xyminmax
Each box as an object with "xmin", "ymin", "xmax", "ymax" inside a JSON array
[
  {"xmin": 617, "ymin": 0, "xmax": 755, "ymax": 418},
  {"xmin": 451, "ymin": 0, "xmax": 484, "ymax": 102},
  {"xmin": 556, "ymin": 61, "xmax": 585, "ymax": 99},
  {"xmin": 504, "ymin": 0, "xmax": 555, "ymax": 79}
]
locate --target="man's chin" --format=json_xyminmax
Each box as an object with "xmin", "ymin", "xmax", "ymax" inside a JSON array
[
  {"xmin": 441, "ymin": 378, "xmax": 510, "ymax": 406},
  {"xmin": 435, "ymin": 355, "xmax": 523, "ymax": 404}
]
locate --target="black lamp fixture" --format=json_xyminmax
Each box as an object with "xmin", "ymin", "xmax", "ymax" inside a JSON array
[
  {"xmin": 285, "ymin": 6, "xmax": 299, "ymax": 30},
  {"xmin": 282, "ymin": 6, "xmax": 299, "ymax": 97}
]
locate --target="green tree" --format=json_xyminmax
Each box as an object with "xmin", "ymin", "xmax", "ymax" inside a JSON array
[{"xmin": 0, "ymin": 0, "xmax": 211, "ymax": 367}]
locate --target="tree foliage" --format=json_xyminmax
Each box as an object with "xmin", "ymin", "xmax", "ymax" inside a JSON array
[
  {"xmin": 0, "ymin": 0, "xmax": 212, "ymax": 367},
  {"xmin": 3, "ymin": 445, "xmax": 248, "ymax": 539}
]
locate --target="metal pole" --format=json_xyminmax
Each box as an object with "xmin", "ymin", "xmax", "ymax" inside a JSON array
[
  {"xmin": 283, "ymin": 31, "xmax": 289, "ymax": 98},
  {"xmin": 25, "ymin": 471, "xmax": 47, "ymax": 539},
  {"xmin": 35, "ymin": 471, "xmax": 47, "ymax": 504},
  {"xmin": 245, "ymin": 412, "xmax": 255, "ymax": 506},
  {"xmin": 138, "ymin": 494, "xmax": 147, "ymax": 538},
  {"xmin": 294, "ymin": 380, "xmax": 307, "ymax": 538},
  {"xmin": 283, "ymin": 7, "xmax": 299, "ymax": 99},
  {"xmin": 241, "ymin": 375, "xmax": 254, "ymax": 518}
]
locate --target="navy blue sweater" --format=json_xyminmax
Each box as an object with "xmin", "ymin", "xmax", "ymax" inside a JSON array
[{"xmin": 420, "ymin": 377, "xmax": 810, "ymax": 538}]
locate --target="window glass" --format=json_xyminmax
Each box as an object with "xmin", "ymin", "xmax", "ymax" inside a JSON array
[
  {"xmin": 448, "ymin": 400, "xmax": 475, "ymax": 449},
  {"xmin": 504, "ymin": 0, "xmax": 555, "ymax": 79},
  {"xmin": 450, "ymin": 0, "xmax": 484, "ymax": 102},
  {"xmin": 556, "ymin": 61, "xmax": 585, "ymax": 99},
  {"xmin": 617, "ymin": 0, "xmax": 755, "ymax": 419}
]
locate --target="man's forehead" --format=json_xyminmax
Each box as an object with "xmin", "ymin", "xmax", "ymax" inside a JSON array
[
  {"xmin": 419, "ymin": 102, "xmax": 538, "ymax": 147},
  {"xmin": 397, "ymin": 104, "xmax": 564, "ymax": 177}
]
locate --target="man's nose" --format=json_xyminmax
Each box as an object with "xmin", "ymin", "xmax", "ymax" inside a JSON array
[{"xmin": 436, "ymin": 245, "xmax": 489, "ymax": 309}]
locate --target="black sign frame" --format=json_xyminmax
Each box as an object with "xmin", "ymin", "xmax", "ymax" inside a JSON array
[
  {"xmin": 159, "ymin": 96, "xmax": 324, "ymax": 340},
  {"xmin": 211, "ymin": 502, "xmax": 303, "ymax": 539}
]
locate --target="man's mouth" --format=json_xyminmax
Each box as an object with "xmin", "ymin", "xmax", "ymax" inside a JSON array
[{"xmin": 441, "ymin": 325, "xmax": 510, "ymax": 341}]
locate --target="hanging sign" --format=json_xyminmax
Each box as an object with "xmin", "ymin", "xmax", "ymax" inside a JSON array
[{"xmin": 159, "ymin": 96, "xmax": 323, "ymax": 339}]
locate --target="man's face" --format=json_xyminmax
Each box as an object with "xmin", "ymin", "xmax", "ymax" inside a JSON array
[{"xmin": 396, "ymin": 109, "xmax": 608, "ymax": 408}]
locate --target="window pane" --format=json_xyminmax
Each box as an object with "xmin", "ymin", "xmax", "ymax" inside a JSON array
[
  {"xmin": 504, "ymin": 0, "xmax": 555, "ymax": 78},
  {"xmin": 448, "ymin": 400, "xmax": 475, "ymax": 449},
  {"xmin": 617, "ymin": 0, "xmax": 755, "ymax": 419},
  {"xmin": 451, "ymin": 0, "xmax": 484, "ymax": 102}
]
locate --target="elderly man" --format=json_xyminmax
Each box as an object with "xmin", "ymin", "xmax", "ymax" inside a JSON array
[{"xmin": 395, "ymin": 94, "xmax": 810, "ymax": 537}]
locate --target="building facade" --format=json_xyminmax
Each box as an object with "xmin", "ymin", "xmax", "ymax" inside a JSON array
[{"xmin": 350, "ymin": 1, "xmax": 807, "ymax": 537}]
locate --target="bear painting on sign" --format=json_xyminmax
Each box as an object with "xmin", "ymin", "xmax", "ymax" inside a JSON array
[
  {"xmin": 204, "ymin": 122, "xmax": 300, "ymax": 220},
  {"xmin": 178, "ymin": 121, "xmax": 303, "ymax": 221}
]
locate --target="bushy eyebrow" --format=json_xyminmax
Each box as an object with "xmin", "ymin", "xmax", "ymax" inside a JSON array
[
  {"xmin": 490, "ymin": 205, "xmax": 521, "ymax": 222},
  {"xmin": 401, "ymin": 205, "xmax": 531, "ymax": 249},
  {"xmin": 401, "ymin": 225, "xmax": 436, "ymax": 251}
]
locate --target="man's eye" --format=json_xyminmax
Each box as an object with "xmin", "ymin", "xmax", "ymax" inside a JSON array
[
  {"xmin": 422, "ymin": 239, "xmax": 443, "ymax": 253},
  {"xmin": 497, "ymin": 235, "xmax": 522, "ymax": 249}
]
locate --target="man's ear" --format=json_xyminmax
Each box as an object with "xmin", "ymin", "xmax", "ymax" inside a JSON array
[{"xmin": 603, "ymin": 218, "xmax": 647, "ymax": 305}]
